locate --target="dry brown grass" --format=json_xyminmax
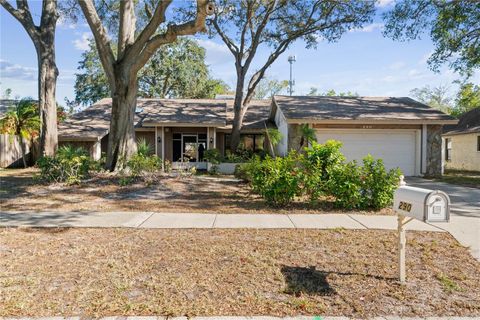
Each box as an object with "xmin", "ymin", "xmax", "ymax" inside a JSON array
[
  {"xmin": 0, "ymin": 168, "xmax": 394, "ymax": 215},
  {"xmin": 0, "ymin": 228, "xmax": 479, "ymax": 317}
]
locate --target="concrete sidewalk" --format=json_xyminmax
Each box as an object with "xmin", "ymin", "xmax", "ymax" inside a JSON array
[
  {"xmin": 0, "ymin": 211, "xmax": 444, "ymax": 231},
  {"xmin": 1, "ymin": 211, "xmax": 478, "ymax": 261}
]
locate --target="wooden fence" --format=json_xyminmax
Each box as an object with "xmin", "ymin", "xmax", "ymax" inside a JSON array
[{"xmin": 0, "ymin": 134, "xmax": 31, "ymax": 168}]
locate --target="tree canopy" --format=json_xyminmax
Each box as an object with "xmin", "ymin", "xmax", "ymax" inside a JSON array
[
  {"xmin": 383, "ymin": 0, "xmax": 480, "ymax": 77},
  {"xmin": 74, "ymin": 38, "xmax": 228, "ymax": 106},
  {"xmin": 308, "ymin": 88, "xmax": 358, "ymax": 97},
  {"xmin": 209, "ymin": 0, "xmax": 375, "ymax": 151}
]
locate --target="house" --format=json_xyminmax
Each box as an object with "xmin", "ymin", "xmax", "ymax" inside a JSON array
[
  {"xmin": 58, "ymin": 96, "xmax": 457, "ymax": 176},
  {"xmin": 270, "ymin": 96, "xmax": 456, "ymax": 176},
  {"xmin": 58, "ymin": 98, "xmax": 271, "ymax": 168},
  {"xmin": 442, "ymin": 107, "xmax": 480, "ymax": 172}
]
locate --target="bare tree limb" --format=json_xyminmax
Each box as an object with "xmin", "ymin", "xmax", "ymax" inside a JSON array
[
  {"xmin": 78, "ymin": 0, "xmax": 116, "ymax": 88},
  {"xmin": 118, "ymin": 0, "xmax": 136, "ymax": 57},
  {"xmin": 132, "ymin": 0, "xmax": 211, "ymax": 72},
  {"xmin": 1, "ymin": 0, "xmax": 38, "ymax": 42}
]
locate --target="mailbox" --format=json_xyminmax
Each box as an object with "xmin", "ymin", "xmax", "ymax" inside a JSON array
[{"xmin": 394, "ymin": 186, "xmax": 450, "ymax": 222}]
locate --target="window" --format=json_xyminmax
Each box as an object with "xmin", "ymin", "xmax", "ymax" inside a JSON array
[
  {"xmin": 445, "ymin": 138, "xmax": 452, "ymax": 161},
  {"xmin": 477, "ymin": 136, "xmax": 480, "ymax": 152},
  {"xmin": 224, "ymin": 134, "xmax": 265, "ymax": 153}
]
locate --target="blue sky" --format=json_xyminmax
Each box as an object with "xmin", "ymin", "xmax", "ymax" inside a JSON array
[{"xmin": 1, "ymin": 0, "xmax": 478, "ymax": 105}]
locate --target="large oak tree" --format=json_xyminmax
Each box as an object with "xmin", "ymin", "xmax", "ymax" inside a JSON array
[
  {"xmin": 0, "ymin": 0, "xmax": 59, "ymax": 156},
  {"xmin": 78, "ymin": 0, "xmax": 214, "ymax": 171},
  {"xmin": 383, "ymin": 0, "xmax": 480, "ymax": 77},
  {"xmin": 209, "ymin": 0, "xmax": 375, "ymax": 151}
]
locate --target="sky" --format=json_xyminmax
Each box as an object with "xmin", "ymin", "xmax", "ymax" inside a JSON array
[{"xmin": 0, "ymin": 0, "xmax": 478, "ymax": 106}]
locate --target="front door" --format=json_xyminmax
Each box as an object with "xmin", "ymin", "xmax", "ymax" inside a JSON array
[{"xmin": 182, "ymin": 135, "xmax": 198, "ymax": 162}]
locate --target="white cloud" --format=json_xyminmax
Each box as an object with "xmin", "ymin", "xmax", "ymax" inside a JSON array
[
  {"xmin": 73, "ymin": 32, "xmax": 91, "ymax": 51},
  {"xmin": 196, "ymin": 38, "xmax": 232, "ymax": 65},
  {"xmin": 376, "ymin": 0, "xmax": 395, "ymax": 8},
  {"xmin": 350, "ymin": 23, "xmax": 385, "ymax": 33},
  {"xmin": 389, "ymin": 61, "xmax": 406, "ymax": 70},
  {"xmin": 0, "ymin": 59, "xmax": 36, "ymax": 81}
]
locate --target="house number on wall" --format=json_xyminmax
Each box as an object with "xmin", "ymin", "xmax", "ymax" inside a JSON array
[{"xmin": 362, "ymin": 125, "xmax": 373, "ymax": 129}]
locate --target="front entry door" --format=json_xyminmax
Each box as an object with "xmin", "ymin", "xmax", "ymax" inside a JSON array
[{"xmin": 182, "ymin": 135, "xmax": 198, "ymax": 162}]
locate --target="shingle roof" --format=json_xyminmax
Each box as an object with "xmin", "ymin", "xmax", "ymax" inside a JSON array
[
  {"xmin": 59, "ymin": 98, "xmax": 234, "ymax": 140},
  {"xmin": 138, "ymin": 99, "xmax": 226, "ymax": 126},
  {"xmin": 273, "ymin": 96, "xmax": 457, "ymax": 122},
  {"xmin": 58, "ymin": 99, "xmax": 111, "ymax": 140},
  {"xmin": 443, "ymin": 107, "xmax": 480, "ymax": 136}
]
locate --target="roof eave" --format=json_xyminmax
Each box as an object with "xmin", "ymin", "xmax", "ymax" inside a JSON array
[
  {"xmin": 286, "ymin": 119, "xmax": 459, "ymax": 125},
  {"xmin": 141, "ymin": 122, "xmax": 227, "ymax": 127}
]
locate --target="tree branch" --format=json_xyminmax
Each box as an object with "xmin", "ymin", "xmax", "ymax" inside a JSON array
[
  {"xmin": 78, "ymin": 0, "xmax": 116, "ymax": 87},
  {"xmin": 1, "ymin": 0, "xmax": 38, "ymax": 43},
  {"xmin": 132, "ymin": 0, "xmax": 211, "ymax": 73},
  {"xmin": 118, "ymin": 0, "xmax": 136, "ymax": 57}
]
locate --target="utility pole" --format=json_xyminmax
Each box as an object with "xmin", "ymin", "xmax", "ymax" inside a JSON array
[{"xmin": 288, "ymin": 55, "xmax": 296, "ymax": 96}]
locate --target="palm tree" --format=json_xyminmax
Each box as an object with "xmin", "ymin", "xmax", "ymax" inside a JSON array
[{"xmin": 0, "ymin": 99, "xmax": 40, "ymax": 168}]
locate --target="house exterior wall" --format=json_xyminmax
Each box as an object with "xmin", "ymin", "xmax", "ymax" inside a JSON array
[
  {"xmin": 444, "ymin": 132, "xmax": 480, "ymax": 172},
  {"xmin": 426, "ymin": 124, "xmax": 443, "ymax": 177},
  {"xmin": 273, "ymin": 106, "xmax": 288, "ymax": 156},
  {"xmin": 135, "ymin": 131, "xmax": 155, "ymax": 155},
  {"xmin": 216, "ymin": 132, "xmax": 225, "ymax": 156}
]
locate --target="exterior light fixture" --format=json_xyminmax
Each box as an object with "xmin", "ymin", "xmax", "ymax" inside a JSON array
[
  {"xmin": 157, "ymin": 137, "xmax": 162, "ymax": 143},
  {"xmin": 210, "ymin": 137, "xmax": 214, "ymax": 143}
]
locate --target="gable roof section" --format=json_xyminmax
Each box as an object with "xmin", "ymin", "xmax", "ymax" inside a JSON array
[
  {"xmin": 273, "ymin": 95, "xmax": 457, "ymax": 124},
  {"xmin": 58, "ymin": 99, "xmax": 111, "ymax": 141},
  {"xmin": 443, "ymin": 107, "xmax": 480, "ymax": 136}
]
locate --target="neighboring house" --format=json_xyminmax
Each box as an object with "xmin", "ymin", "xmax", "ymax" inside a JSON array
[
  {"xmin": 58, "ymin": 98, "xmax": 272, "ymax": 168},
  {"xmin": 442, "ymin": 107, "xmax": 480, "ymax": 172},
  {"xmin": 270, "ymin": 96, "xmax": 456, "ymax": 176},
  {"xmin": 58, "ymin": 96, "xmax": 457, "ymax": 176}
]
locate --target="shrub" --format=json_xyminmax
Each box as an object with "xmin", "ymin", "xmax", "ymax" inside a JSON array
[
  {"xmin": 359, "ymin": 155, "xmax": 402, "ymax": 209},
  {"xmin": 136, "ymin": 138, "xmax": 153, "ymax": 156},
  {"xmin": 127, "ymin": 153, "xmax": 162, "ymax": 177},
  {"xmin": 248, "ymin": 153, "xmax": 303, "ymax": 206},
  {"xmin": 302, "ymin": 140, "xmax": 345, "ymax": 201},
  {"xmin": 234, "ymin": 162, "xmax": 253, "ymax": 182},
  {"xmin": 37, "ymin": 145, "xmax": 91, "ymax": 184},
  {"xmin": 204, "ymin": 148, "xmax": 222, "ymax": 164},
  {"xmin": 327, "ymin": 161, "xmax": 362, "ymax": 209}
]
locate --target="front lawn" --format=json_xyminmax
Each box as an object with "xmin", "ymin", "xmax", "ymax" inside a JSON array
[
  {"xmin": 0, "ymin": 168, "xmax": 394, "ymax": 215},
  {"xmin": 438, "ymin": 170, "xmax": 480, "ymax": 188},
  {"xmin": 0, "ymin": 228, "xmax": 479, "ymax": 317}
]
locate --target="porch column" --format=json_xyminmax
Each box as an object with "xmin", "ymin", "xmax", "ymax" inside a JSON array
[
  {"xmin": 213, "ymin": 127, "xmax": 217, "ymax": 148},
  {"xmin": 155, "ymin": 126, "xmax": 158, "ymax": 156},
  {"xmin": 421, "ymin": 124, "xmax": 427, "ymax": 174},
  {"xmin": 207, "ymin": 126, "xmax": 210, "ymax": 150}
]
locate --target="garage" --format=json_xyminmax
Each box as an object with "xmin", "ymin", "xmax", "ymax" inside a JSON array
[{"xmin": 315, "ymin": 129, "xmax": 419, "ymax": 176}]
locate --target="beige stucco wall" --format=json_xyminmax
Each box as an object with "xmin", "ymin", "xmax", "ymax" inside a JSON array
[{"xmin": 444, "ymin": 133, "xmax": 480, "ymax": 172}]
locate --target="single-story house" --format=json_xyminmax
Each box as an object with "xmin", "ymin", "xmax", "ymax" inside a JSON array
[
  {"xmin": 58, "ymin": 98, "xmax": 271, "ymax": 169},
  {"xmin": 58, "ymin": 95, "xmax": 457, "ymax": 176},
  {"xmin": 442, "ymin": 107, "xmax": 480, "ymax": 172},
  {"xmin": 270, "ymin": 96, "xmax": 457, "ymax": 176}
]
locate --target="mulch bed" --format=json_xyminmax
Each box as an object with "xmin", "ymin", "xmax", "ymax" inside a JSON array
[
  {"xmin": 0, "ymin": 168, "xmax": 394, "ymax": 215},
  {"xmin": 0, "ymin": 228, "xmax": 479, "ymax": 317}
]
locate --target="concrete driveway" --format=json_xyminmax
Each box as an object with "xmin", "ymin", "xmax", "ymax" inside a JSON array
[
  {"xmin": 406, "ymin": 177, "xmax": 480, "ymax": 217},
  {"xmin": 406, "ymin": 177, "xmax": 480, "ymax": 260}
]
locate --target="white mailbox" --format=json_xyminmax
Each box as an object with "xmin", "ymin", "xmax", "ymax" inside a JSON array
[{"xmin": 394, "ymin": 186, "xmax": 450, "ymax": 222}]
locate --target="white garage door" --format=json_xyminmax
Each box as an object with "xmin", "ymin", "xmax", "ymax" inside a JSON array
[{"xmin": 315, "ymin": 129, "xmax": 417, "ymax": 176}]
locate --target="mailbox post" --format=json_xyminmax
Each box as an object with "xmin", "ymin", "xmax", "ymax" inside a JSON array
[{"xmin": 393, "ymin": 176, "xmax": 450, "ymax": 283}]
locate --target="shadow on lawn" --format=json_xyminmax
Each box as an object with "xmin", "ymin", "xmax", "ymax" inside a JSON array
[
  {"xmin": 281, "ymin": 266, "xmax": 336, "ymax": 296},
  {"xmin": 281, "ymin": 265, "xmax": 397, "ymax": 296}
]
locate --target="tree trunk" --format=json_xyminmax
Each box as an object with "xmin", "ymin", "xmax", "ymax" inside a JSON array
[
  {"xmin": 105, "ymin": 71, "xmax": 138, "ymax": 171},
  {"xmin": 230, "ymin": 74, "xmax": 246, "ymax": 152},
  {"xmin": 37, "ymin": 45, "xmax": 59, "ymax": 157}
]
